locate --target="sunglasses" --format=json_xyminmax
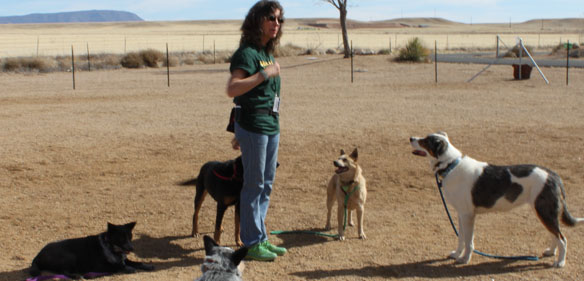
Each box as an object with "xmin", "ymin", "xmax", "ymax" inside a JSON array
[{"xmin": 267, "ymin": 15, "xmax": 284, "ymax": 23}]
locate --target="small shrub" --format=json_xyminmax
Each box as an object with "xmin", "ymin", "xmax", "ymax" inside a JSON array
[
  {"xmin": 21, "ymin": 57, "xmax": 52, "ymax": 72},
  {"xmin": 504, "ymin": 45, "xmax": 534, "ymax": 58},
  {"xmin": 396, "ymin": 37, "xmax": 429, "ymax": 62},
  {"xmin": 304, "ymin": 48, "xmax": 324, "ymax": 55},
  {"xmin": 121, "ymin": 52, "xmax": 144, "ymax": 68},
  {"xmin": 325, "ymin": 49, "xmax": 337, "ymax": 55},
  {"xmin": 56, "ymin": 56, "xmax": 72, "ymax": 71},
  {"xmin": 163, "ymin": 56, "xmax": 179, "ymax": 67},
  {"xmin": 97, "ymin": 54, "xmax": 122, "ymax": 70},
  {"xmin": 354, "ymin": 48, "xmax": 375, "ymax": 55},
  {"xmin": 197, "ymin": 51, "xmax": 231, "ymax": 64},
  {"xmin": 183, "ymin": 57, "xmax": 196, "ymax": 65},
  {"xmin": 3, "ymin": 58, "xmax": 20, "ymax": 71},
  {"xmin": 2, "ymin": 57, "xmax": 54, "ymax": 72},
  {"xmin": 275, "ymin": 43, "xmax": 306, "ymax": 57},
  {"xmin": 377, "ymin": 48, "xmax": 391, "ymax": 55},
  {"xmin": 551, "ymin": 42, "xmax": 580, "ymax": 56},
  {"xmin": 139, "ymin": 49, "xmax": 164, "ymax": 67}
]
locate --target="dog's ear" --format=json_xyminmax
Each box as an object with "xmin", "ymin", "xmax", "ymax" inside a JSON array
[
  {"xmin": 340, "ymin": 149, "xmax": 345, "ymax": 156},
  {"xmin": 124, "ymin": 222, "xmax": 137, "ymax": 231},
  {"xmin": 203, "ymin": 235, "xmax": 219, "ymax": 255},
  {"xmin": 436, "ymin": 131, "xmax": 448, "ymax": 138},
  {"xmin": 231, "ymin": 247, "xmax": 248, "ymax": 266},
  {"xmin": 350, "ymin": 148, "xmax": 358, "ymax": 161}
]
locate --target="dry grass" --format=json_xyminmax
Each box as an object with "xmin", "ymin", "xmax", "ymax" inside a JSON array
[{"xmin": 0, "ymin": 18, "xmax": 582, "ymax": 58}]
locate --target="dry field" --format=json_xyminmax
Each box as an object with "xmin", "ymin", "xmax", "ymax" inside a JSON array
[
  {"xmin": 1, "ymin": 51, "xmax": 584, "ymax": 281},
  {"xmin": 0, "ymin": 18, "xmax": 582, "ymax": 58}
]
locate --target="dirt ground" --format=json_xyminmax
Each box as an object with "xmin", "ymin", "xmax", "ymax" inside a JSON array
[{"xmin": 1, "ymin": 54, "xmax": 584, "ymax": 281}]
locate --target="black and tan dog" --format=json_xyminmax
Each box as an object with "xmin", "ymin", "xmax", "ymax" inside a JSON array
[
  {"xmin": 180, "ymin": 156, "xmax": 245, "ymax": 246},
  {"xmin": 29, "ymin": 222, "xmax": 153, "ymax": 279},
  {"xmin": 410, "ymin": 131, "xmax": 584, "ymax": 267},
  {"xmin": 326, "ymin": 148, "xmax": 367, "ymax": 241}
]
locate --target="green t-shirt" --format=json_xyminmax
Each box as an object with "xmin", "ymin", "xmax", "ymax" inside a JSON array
[{"xmin": 230, "ymin": 44, "xmax": 280, "ymax": 135}]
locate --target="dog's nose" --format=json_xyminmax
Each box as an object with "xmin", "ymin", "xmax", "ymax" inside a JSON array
[{"xmin": 409, "ymin": 137, "xmax": 415, "ymax": 142}]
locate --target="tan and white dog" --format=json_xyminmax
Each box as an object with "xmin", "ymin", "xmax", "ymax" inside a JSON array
[
  {"xmin": 326, "ymin": 148, "xmax": 367, "ymax": 241},
  {"xmin": 410, "ymin": 132, "xmax": 584, "ymax": 267}
]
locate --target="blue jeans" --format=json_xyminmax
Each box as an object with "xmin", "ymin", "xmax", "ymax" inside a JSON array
[{"xmin": 234, "ymin": 122, "xmax": 279, "ymax": 247}]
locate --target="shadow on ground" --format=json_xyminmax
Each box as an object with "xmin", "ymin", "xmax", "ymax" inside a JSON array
[
  {"xmin": 291, "ymin": 257, "xmax": 551, "ymax": 279},
  {"xmin": 271, "ymin": 228, "xmax": 335, "ymax": 249},
  {"xmin": 133, "ymin": 234, "xmax": 203, "ymax": 271}
]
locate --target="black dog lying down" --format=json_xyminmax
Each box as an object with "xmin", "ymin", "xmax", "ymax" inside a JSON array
[
  {"xmin": 180, "ymin": 156, "xmax": 245, "ymax": 246},
  {"xmin": 30, "ymin": 222, "xmax": 154, "ymax": 279}
]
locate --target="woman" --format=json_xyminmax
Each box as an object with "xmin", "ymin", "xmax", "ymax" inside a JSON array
[{"xmin": 226, "ymin": 0, "xmax": 286, "ymax": 261}]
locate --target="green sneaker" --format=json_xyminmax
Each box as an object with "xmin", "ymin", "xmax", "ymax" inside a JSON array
[
  {"xmin": 245, "ymin": 242, "xmax": 277, "ymax": 261},
  {"xmin": 263, "ymin": 241, "xmax": 287, "ymax": 256}
]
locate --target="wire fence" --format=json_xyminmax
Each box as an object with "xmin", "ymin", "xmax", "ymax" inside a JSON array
[{"xmin": 0, "ymin": 30, "xmax": 582, "ymax": 58}]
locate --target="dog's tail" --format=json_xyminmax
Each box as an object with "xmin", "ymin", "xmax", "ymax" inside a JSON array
[
  {"xmin": 556, "ymin": 174, "xmax": 584, "ymax": 227},
  {"xmin": 561, "ymin": 203, "xmax": 584, "ymax": 227},
  {"xmin": 178, "ymin": 178, "xmax": 198, "ymax": 186}
]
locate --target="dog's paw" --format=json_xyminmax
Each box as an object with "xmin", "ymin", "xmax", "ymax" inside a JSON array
[
  {"xmin": 348, "ymin": 220, "xmax": 354, "ymax": 227},
  {"xmin": 191, "ymin": 232, "xmax": 200, "ymax": 238},
  {"xmin": 455, "ymin": 256, "xmax": 471, "ymax": 265},
  {"xmin": 123, "ymin": 266, "xmax": 137, "ymax": 274},
  {"xmin": 448, "ymin": 251, "xmax": 459, "ymax": 259},
  {"xmin": 553, "ymin": 260, "xmax": 566, "ymax": 268},
  {"xmin": 337, "ymin": 235, "xmax": 346, "ymax": 241},
  {"xmin": 236, "ymin": 240, "xmax": 244, "ymax": 247},
  {"xmin": 543, "ymin": 248, "xmax": 556, "ymax": 257},
  {"xmin": 325, "ymin": 223, "xmax": 331, "ymax": 230},
  {"xmin": 359, "ymin": 233, "xmax": 366, "ymax": 240},
  {"xmin": 140, "ymin": 264, "xmax": 155, "ymax": 271}
]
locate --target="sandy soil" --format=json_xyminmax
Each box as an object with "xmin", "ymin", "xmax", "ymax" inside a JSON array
[{"xmin": 1, "ymin": 54, "xmax": 584, "ymax": 281}]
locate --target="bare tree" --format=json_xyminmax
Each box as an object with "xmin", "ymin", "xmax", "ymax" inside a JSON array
[{"xmin": 322, "ymin": 0, "xmax": 350, "ymax": 58}]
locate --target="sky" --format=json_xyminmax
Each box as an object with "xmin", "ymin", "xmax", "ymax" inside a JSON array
[{"xmin": 0, "ymin": 0, "xmax": 582, "ymax": 24}]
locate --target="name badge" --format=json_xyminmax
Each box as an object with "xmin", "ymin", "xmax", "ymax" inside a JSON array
[{"xmin": 272, "ymin": 96, "xmax": 280, "ymax": 113}]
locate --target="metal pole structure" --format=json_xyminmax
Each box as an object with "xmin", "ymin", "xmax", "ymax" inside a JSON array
[
  {"xmin": 166, "ymin": 43, "xmax": 170, "ymax": 88},
  {"xmin": 496, "ymin": 35, "xmax": 500, "ymax": 58},
  {"xmin": 350, "ymin": 40, "xmax": 354, "ymax": 83},
  {"xmin": 566, "ymin": 40, "xmax": 570, "ymax": 86},
  {"xmin": 71, "ymin": 46, "xmax": 76, "ymax": 90},
  {"xmin": 519, "ymin": 38, "xmax": 549, "ymax": 84},
  {"xmin": 86, "ymin": 43, "xmax": 91, "ymax": 72},
  {"xmin": 434, "ymin": 40, "xmax": 438, "ymax": 83},
  {"xmin": 518, "ymin": 40, "xmax": 523, "ymax": 80}
]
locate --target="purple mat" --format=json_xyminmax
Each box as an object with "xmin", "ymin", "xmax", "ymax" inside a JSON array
[{"xmin": 27, "ymin": 272, "xmax": 111, "ymax": 281}]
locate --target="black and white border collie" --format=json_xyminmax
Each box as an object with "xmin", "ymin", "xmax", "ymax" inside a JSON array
[{"xmin": 410, "ymin": 131, "xmax": 583, "ymax": 268}]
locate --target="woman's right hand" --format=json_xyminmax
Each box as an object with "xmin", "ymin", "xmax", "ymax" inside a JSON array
[{"xmin": 263, "ymin": 61, "xmax": 280, "ymax": 78}]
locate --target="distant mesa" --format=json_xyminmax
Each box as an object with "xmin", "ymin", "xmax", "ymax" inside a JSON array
[{"xmin": 0, "ymin": 10, "xmax": 143, "ymax": 24}]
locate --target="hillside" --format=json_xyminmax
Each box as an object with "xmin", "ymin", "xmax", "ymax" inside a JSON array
[{"xmin": 0, "ymin": 10, "xmax": 143, "ymax": 24}]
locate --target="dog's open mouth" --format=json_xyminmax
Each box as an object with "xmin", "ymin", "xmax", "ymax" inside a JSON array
[
  {"xmin": 412, "ymin": 150, "xmax": 427, "ymax": 157},
  {"xmin": 335, "ymin": 167, "xmax": 349, "ymax": 174}
]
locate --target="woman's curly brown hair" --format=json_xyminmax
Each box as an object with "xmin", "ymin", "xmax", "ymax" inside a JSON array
[{"xmin": 239, "ymin": 0, "xmax": 284, "ymax": 54}]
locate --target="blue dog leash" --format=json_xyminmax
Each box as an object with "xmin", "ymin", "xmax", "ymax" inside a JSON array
[{"xmin": 435, "ymin": 158, "xmax": 538, "ymax": 261}]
